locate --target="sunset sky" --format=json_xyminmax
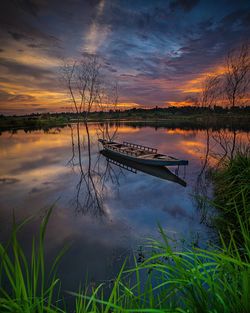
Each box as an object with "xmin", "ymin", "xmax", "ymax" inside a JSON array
[{"xmin": 0, "ymin": 0, "xmax": 249, "ymax": 115}]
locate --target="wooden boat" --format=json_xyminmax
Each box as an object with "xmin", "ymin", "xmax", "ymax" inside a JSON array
[
  {"xmin": 100, "ymin": 149, "xmax": 187, "ymax": 187},
  {"xmin": 98, "ymin": 139, "xmax": 188, "ymax": 166}
]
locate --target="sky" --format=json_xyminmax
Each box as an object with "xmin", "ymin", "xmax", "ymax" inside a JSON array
[{"xmin": 0, "ymin": 0, "xmax": 249, "ymax": 115}]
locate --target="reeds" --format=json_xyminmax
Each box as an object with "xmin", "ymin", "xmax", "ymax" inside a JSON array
[
  {"xmin": 212, "ymin": 149, "xmax": 250, "ymax": 249},
  {"xmin": 71, "ymin": 210, "xmax": 250, "ymax": 313},
  {"xmin": 0, "ymin": 208, "xmax": 67, "ymax": 313}
]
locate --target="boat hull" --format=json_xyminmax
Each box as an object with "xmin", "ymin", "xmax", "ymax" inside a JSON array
[
  {"xmin": 104, "ymin": 147, "xmax": 188, "ymax": 166},
  {"xmin": 100, "ymin": 150, "xmax": 187, "ymax": 187}
]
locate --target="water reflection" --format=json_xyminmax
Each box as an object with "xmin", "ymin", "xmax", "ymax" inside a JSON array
[
  {"xmin": 67, "ymin": 123, "xmax": 104, "ymax": 215},
  {"xmin": 0, "ymin": 124, "xmax": 249, "ymax": 291},
  {"xmin": 193, "ymin": 127, "xmax": 250, "ymax": 225},
  {"xmin": 100, "ymin": 149, "xmax": 187, "ymax": 187},
  {"xmin": 66, "ymin": 122, "xmax": 188, "ymax": 217},
  {"xmin": 66, "ymin": 122, "xmax": 122, "ymax": 216}
]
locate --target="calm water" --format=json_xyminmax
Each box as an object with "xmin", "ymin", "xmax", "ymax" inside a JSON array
[{"xmin": 0, "ymin": 123, "xmax": 248, "ymax": 291}]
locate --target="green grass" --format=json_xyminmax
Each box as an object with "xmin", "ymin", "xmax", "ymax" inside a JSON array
[
  {"xmin": 212, "ymin": 149, "xmax": 250, "ymax": 249},
  {"xmin": 0, "ymin": 208, "xmax": 67, "ymax": 313},
  {"xmin": 68, "ymin": 208, "xmax": 250, "ymax": 313},
  {"xmin": 0, "ymin": 153, "xmax": 249, "ymax": 312}
]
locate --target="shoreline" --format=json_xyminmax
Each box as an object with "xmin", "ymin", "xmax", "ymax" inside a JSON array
[{"xmin": 1, "ymin": 113, "xmax": 250, "ymax": 132}]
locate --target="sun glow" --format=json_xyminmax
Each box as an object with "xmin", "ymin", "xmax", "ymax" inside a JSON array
[{"xmin": 180, "ymin": 64, "xmax": 227, "ymax": 94}]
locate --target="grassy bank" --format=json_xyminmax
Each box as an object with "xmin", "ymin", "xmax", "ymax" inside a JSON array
[
  {"xmin": 0, "ymin": 153, "xmax": 250, "ymax": 312},
  {"xmin": 0, "ymin": 115, "xmax": 71, "ymax": 132},
  {"xmin": 212, "ymin": 151, "xmax": 250, "ymax": 251}
]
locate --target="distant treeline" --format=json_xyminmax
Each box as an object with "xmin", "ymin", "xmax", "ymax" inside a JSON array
[
  {"xmin": 2, "ymin": 105, "xmax": 250, "ymax": 119},
  {"xmin": 0, "ymin": 105, "xmax": 250, "ymax": 132}
]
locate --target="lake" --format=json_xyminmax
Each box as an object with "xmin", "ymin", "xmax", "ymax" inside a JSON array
[{"xmin": 0, "ymin": 122, "xmax": 248, "ymax": 292}]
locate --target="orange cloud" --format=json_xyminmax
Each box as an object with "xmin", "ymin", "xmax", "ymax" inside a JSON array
[
  {"xmin": 179, "ymin": 64, "xmax": 227, "ymax": 94},
  {"xmin": 115, "ymin": 102, "xmax": 141, "ymax": 109},
  {"xmin": 166, "ymin": 100, "xmax": 196, "ymax": 107},
  {"xmin": 0, "ymin": 72, "xmax": 144, "ymax": 114}
]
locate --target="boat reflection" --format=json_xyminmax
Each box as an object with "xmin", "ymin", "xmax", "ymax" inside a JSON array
[{"xmin": 100, "ymin": 149, "xmax": 187, "ymax": 187}]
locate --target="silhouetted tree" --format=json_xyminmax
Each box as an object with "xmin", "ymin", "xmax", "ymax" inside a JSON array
[
  {"xmin": 199, "ymin": 74, "xmax": 222, "ymax": 108},
  {"xmin": 224, "ymin": 43, "xmax": 250, "ymax": 107},
  {"xmin": 62, "ymin": 55, "xmax": 102, "ymax": 118}
]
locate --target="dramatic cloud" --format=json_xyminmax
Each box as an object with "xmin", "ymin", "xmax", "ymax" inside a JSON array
[
  {"xmin": 0, "ymin": 90, "xmax": 35, "ymax": 102},
  {"xmin": 0, "ymin": 0, "xmax": 249, "ymax": 114}
]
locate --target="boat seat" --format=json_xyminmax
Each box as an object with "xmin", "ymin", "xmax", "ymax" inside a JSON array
[
  {"xmin": 119, "ymin": 147, "xmax": 128, "ymax": 150},
  {"xmin": 139, "ymin": 153, "xmax": 157, "ymax": 159}
]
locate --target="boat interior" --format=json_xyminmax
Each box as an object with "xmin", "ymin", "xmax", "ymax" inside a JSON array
[{"xmin": 104, "ymin": 141, "xmax": 177, "ymax": 160}]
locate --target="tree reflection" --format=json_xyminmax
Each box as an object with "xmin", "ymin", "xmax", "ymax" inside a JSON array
[
  {"xmin": 194, "ymin": 127, "xmax": 249, "ymax": 225},
  {"xmin": 67, "ymin": 122, "xmax": 122, "ymax": 216}
]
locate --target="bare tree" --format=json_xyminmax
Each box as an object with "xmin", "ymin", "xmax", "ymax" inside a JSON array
[
  {"xmin": 62, "ymin": 55, "xmax": 103, "ymax": 118},
  {"xmin": 219, "ymin": 43, "xmax": 250, "ymax": 158},
  {"xmin": 62, "ymin": 56, "xmax": 103, "ymax": 214},
  {"xmin": 224, "ymin": 43, "xmax": 250, "ymax": 107},
  {"xmin": 97, "ymin": 81, "xmax": 119, "ymax": 141},
  {"xmin": 62, "ymin": 55, "xmax": 119, "ymax": 138},
  {"xmin": 194, "ymin": 74, "xmax": 222, "ymax": 223},
  {"xmin": 193, "ymin": 44, "xmax": 250, "ymax": 222},
  {"xmin": 199, "ymin": 74, "xmax": 222, "ymax": 108},
  {"xmin": 62, "ymin": 55, "xmax": 120, "ymax": 215},
  {"xmin": 197, "ymin": 74, "xmax": 222, "ymax": 173}
]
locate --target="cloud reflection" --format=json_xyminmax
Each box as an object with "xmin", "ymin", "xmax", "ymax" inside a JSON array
[{"xmin": 1, "ymin": 123, "xmax": 248, "ymax": 288}]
